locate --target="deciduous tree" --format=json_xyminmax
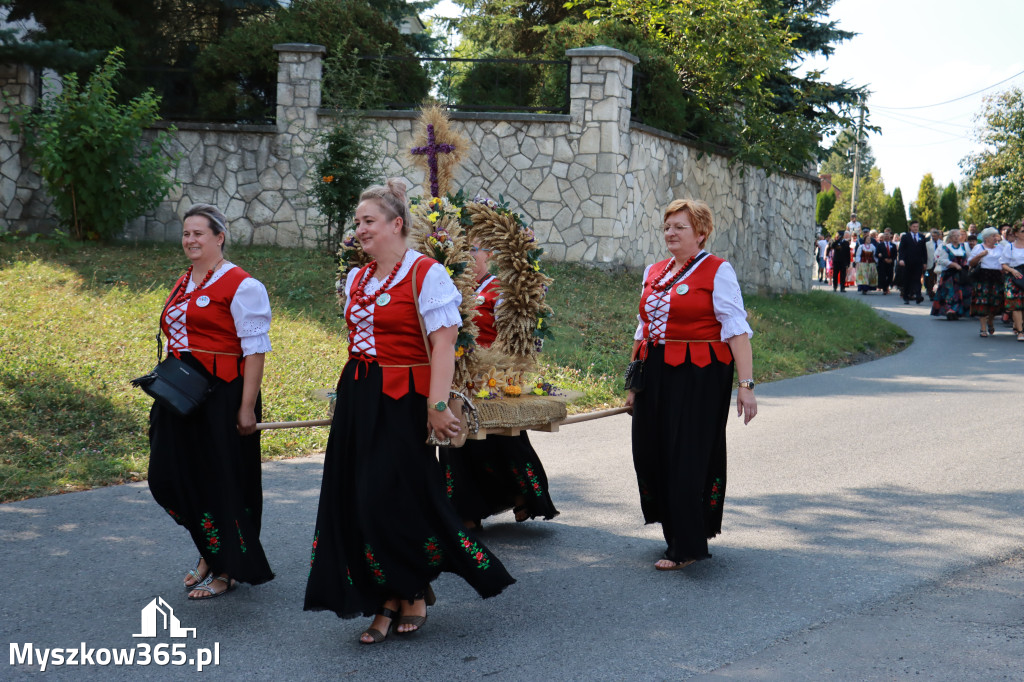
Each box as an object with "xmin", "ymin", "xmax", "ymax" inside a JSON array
[{"xmin": 961, "ymin": 86, "xmax": 1024, "ymax": 225}]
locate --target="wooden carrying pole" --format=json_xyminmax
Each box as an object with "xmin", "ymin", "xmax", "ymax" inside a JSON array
[{"xmin": 254, "ymin": 406, "xmax": 631, "ymax": 432}]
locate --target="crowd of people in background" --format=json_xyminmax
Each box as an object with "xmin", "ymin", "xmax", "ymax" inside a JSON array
[{"xmin": 814, "ymin": 220, "xmax": 1024, "ymax": 342}]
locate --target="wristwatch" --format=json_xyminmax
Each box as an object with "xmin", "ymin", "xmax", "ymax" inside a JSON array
[
  {"xmin": 432, "ymin": 400, "xmax": 448, "ymax": 412},
  {"xmin": 738, "ymin": 379, "xmax": 755, "ymax": 390}
]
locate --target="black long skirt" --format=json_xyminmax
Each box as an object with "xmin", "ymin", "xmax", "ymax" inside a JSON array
[
  {"xmin": 148, "ymin": 353, "xmax": 274, "ymax": 585},
  {"xmin": 631, "ymin": 344, "xmax": 732, "ymax": 563},
  {"xmin": 304, "ymin": 360, "xmax": 515, "ymax": 618},
  {"xmin": 439, "ymin": 433, "xmax": 560, "ymax": 523}
]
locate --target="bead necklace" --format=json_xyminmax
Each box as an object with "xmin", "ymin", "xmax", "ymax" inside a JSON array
[
  {"xmin": 351, "ymin": 258, "xmax": 404, "ymax": 307},
  {"xmin": 650, "ymin": 251, "xmax": 701, "ymax": 293},
  {"xmin": 171, "ymin": 259, "xmax": 223, "ymax": 306}
]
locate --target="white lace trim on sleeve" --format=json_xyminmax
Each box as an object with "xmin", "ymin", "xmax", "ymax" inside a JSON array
[
  {"xmin": 419, "ymin": 262, "xmax": 463, "ymax": 334},
  {"xmin": 231, "ymin": 277, "xmax": 273, "ymax": 355},
  {"xmin": 712, "ymin": 261, "xmax": 753, "ymax": 341}
]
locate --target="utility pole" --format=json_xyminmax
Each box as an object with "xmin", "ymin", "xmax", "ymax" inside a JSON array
[{"xmin": 850, "ymin": 98, "xmax": 866, "ymax": 216}]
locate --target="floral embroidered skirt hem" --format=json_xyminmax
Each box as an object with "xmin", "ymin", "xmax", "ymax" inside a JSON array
[
  {"xmin": 147, "ymin": 354, "xmax": 274, "ymax": 585},
  {"xmin": 631, "ymin": 344, "xmax": 732, "ymax": 564},
  {"xmin": 303, "ymin": 360, "xmax": 515, "ymax": 619},
  {"xmin": 439, "ymin": 433, "xmax": 560, "ymax": 523},
  {"xmin": 931, "ymin": 272, "xmax": 972, "ymax": 317},
  {"xmin": 970, "ymin": 272, "xmax": 1005, "ymax": 316},
  {"xmin": 856, "ymin": 262, "xmax": 878, "ymax": 291},
  {"xmin": 1004, "ymin": 273, "xmax": 1024, "ymax": 312}
]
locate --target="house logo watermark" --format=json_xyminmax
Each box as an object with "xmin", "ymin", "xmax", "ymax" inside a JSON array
[
  {"xmin": 9, "ymin": 597, "xmax": 220, "ymax": 672},
  {"xmin": 134, "ymin": 597, "xmax": 197, "ymax": 638}
]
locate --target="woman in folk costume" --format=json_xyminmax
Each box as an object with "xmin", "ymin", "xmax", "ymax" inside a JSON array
[
  {"xmin": 147, "ymin": 203, "xmax": 274, "ymax": 599},
  {"xmin": 930, "ymin": 228, "xmax": 972, "ymax": 320},
  {"xmin": 854, "ymin": 230, "xmax": 879, "ymax": 293},
  {"xmin": 625, "ymin": 199, "xmax": 757, "ymax": 571},
  {"xmin": 969, "ymin": 227, "xmax": 1006, "ymax": 337},
  {"xmin": 438, "ymin": 242, "xmax": 559, "ymax": 529},
  {"xmin": 304, "ymin": 180, "xmax": 514, "ymax": 644},
  {"xmin": 1000, "ymin": 223, "xmax": 1024, "ymax": 341}
]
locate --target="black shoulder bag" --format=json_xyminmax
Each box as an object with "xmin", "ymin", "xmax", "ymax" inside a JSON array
[
  {"xmin": 130, "ymin": 283, "xmax": 212, "ymax": 417},
  {"xmin": 624, "ymin": 253, "xmax": 709, "ymax": 393}
]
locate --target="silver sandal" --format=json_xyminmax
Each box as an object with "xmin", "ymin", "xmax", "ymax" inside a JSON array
[
  {"xmin": 183, "ymin": 557, "xmax": 207, "ymax": 590},
  {"xmin": 187, "ymin": 574, "xmax": 237, "ymax": 600}
]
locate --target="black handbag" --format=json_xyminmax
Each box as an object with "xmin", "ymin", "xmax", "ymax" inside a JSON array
[
  {"xmin": 624, "ymin": 359, "xmax": 645, "ymax": 392},
  {"xmin": 131, "ymin": 286, "xmax": 213, "ymax": 417},
  {"xmin": 131, "ymin": 353, "xmax": 212, "ymax": 417}
]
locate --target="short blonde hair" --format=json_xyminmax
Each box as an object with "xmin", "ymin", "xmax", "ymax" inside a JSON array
[
  {"xmin": 663, "ymin": 198, "xmax": 713, "ymax": 246},
  {"xmin": 359, "ymin": 178, "xmax": 413, "ymax": 236}
]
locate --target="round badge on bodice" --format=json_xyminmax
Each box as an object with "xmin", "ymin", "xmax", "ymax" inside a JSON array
[
  {"xmin": 675, "ymin": 284, "xmax": 689, "ymax": 295},
  {"xmin": 196, "ymin": 295, "xmax": 211, "ymax": 308},
  {"xmin": 375, "ymin": 292, "xmax": 391, "ymax": 307}
]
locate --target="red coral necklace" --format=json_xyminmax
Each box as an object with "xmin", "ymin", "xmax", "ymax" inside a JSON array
[
  {"xmin": 171, "ymin": 259, "xmax": 224, "ymax": 306},
  {"xmin": 651, "ymin": 251, "xmax": 702, "ymax": 293},
  {"xmin": 351, "ymin": 258, "xmax": 404, "ymax": 307}
]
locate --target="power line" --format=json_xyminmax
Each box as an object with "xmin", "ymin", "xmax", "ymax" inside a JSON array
[
  {"xmin": 872, "ymin": 111, "xmax": 972, "ymax": 140},
  {"xmin": 872, "ymin": 68, "xmax": 1024, "ymax": 110},
  {"xmin": 873, "ymin": 109, "xmax": 974, "ymax": 130}
]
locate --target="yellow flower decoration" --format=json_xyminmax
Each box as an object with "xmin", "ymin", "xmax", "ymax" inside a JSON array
[
  {"xmin": 454, "ymin": 346, "xmax": 465, "ymax": 358},
  {"xmin": 532, "ymin": 387, "xmax": 545, "ymax": 396},
  {"xmin": 475, "ymin": 389, "xmax": 490, "ymax": 400},
  {"xmin": 428, "ymin": 211, "xmax": 440, "ymax": 223},
  {"xmin": 503, "ymin": 385, "xmax": 522, "ymax": 397},
  {"xmin": 445, "ymin": 266, "xmax": 454, "ymax": 276}
]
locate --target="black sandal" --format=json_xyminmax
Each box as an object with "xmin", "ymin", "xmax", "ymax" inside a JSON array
[{"xmin": 359, "ymin": 606, "xmax": 398, "ymax": 644}]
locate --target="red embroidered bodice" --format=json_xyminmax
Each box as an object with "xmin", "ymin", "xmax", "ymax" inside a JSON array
[
  {"xmin": 162, "ymin": 266, "xmax": 250, "ymax": 382},
  {"xmin": 638, "ymin": 255, "xmax": 733, "ymax": 367},
  {"xmin": 474, "ymin": 275, "xmax": 500, "ymax": 348},
  {"xmin": 346, "ymin": 255, "xmax": 435, "ymax": 399}
]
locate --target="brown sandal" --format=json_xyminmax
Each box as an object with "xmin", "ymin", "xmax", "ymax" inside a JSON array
[
  {"xmin": 359, "ymin": 606, "xmax": 397, "ymax": 644},
  {"xmin": 394, "ymin": 586, "xmax": 435, "ymax": 635}
]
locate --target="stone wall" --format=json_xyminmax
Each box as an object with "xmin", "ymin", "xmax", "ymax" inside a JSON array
[
  {"xmin": 2, "ymin": 45, "xmax": 817, "ymax": 292},
  {"xmin": 0, "ymin": 62, "xmax": 52, "ymax": 232}
]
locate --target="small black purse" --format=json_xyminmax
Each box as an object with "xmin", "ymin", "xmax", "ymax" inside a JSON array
[
  {"xmin": 131, "ymin": 352, "xmax": 212, "ymax": 417},
  {"xmin": 131, "ymin": 289, "xmax": 212, "ymax": 418},
  {"xmin": 624, "ymin": 359, "xmax": 645, "ymax": 392}
]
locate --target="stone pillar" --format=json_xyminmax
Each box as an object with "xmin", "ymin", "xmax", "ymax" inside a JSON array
[
  {"xmin": 273, "ymin": 43, "xmax": 326, "ymax": 137},
  {"xmin": 272, "ymin": 43, "xmax": 326, "ymax": 246},
  {"xmin": 564, "ymin": 46, "xmax": 640, "ymax": 262},
  {"xmin": 1, "ymin": 63, "xmax": 49, "ymax": 233}
]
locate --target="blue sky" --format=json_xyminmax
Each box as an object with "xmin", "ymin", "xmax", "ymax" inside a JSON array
[{"xmin": 427, "ymin": 0, "xmax": 1024, "ymax": 206}]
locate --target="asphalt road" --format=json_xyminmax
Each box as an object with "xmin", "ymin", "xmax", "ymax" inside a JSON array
[{"xmin": 2, "ymin": 286, "xmax": 1022, "ymax": 680}]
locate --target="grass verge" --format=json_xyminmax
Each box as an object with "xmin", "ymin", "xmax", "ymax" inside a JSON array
[{"xmin": 0, "ymin": 242, "xmax": 909, "ymax": 502}]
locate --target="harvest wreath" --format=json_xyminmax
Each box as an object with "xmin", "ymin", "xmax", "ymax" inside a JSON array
[{"xmin": 336, "ymin": 104, "xmax": 555, "ymax": 407}]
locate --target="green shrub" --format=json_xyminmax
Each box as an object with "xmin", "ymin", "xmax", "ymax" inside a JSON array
[
  {"xmin": 11, "ymin": 48, "xmax": 178, "ymax": 241},
  {"xmin": 308, "ymin": 49, "xmax": 387, "ymax": 252}
]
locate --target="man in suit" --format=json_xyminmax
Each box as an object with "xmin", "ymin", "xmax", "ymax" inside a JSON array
[
  {"xmin": 876, "ymin": 231, "xmax": 897, "ymax": 294},
  {"xmin": 829, "ymin": 230, "xmax": 852, "ymax": 292},
  {"xmin": 898, "ymin": 220, "xmax": 928, "ymax": 303}
]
